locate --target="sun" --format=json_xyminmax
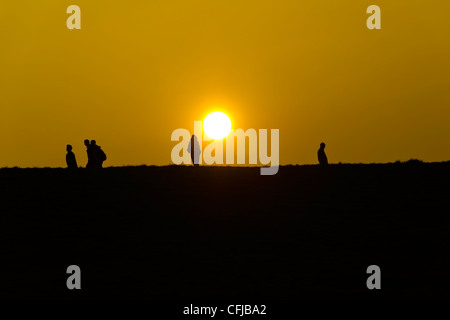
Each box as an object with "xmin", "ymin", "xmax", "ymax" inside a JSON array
[{"xmin": 203, "ymin": 111, "xmax": 232, "ymax": 140}]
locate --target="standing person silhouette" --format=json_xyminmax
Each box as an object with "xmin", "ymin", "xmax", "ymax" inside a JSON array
[
  {"xmin": 84, "ymin": 139, "xmax": 95, "ymax": 168},
  {"xmin": 91, "ymin": 140, "xmax": 106, "ymax": 168},
  {"xmin": 187, "ymin": 135, "xmax": 201, "ymax": 166},
  {"xmin": 66, "ymin": 145, "xmax": 78, "ymax": 169},
  {"xmin": 318, "ymin": 142, "xmax": 328, "ymax": 166}
]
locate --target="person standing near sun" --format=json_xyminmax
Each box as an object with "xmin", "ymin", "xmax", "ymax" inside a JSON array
[
  {"xmin": 187, "ymin": 135, "xmax": 201, "ymax": 166},
  {"xmin": 184, "ymin": 111, "xmax": 231, "ymax": 166}
]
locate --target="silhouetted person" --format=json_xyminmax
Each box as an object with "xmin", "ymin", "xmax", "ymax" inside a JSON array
[
  {"xmin": 318, "ymin": 142, "xmax": 328, "ymax": 166},
  {"xmin": 91, "ymin": 140, "xmax": 107, "ymax": 168},
  {"xmin": 84, "ymin": 139, "xmax": 95, "ymax": 168},
  {"xmin": 187, "ymin": 135, "xmax": 201, "ymax": 166},
  {"xmin": 66, "ymin": 145, "xmax": 78, "ymax": 169}
]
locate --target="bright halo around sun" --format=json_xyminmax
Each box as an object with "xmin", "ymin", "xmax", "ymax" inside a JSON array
[{"xmin": 203, "ymin": 111, "xmax": 232, "ymax": 140}]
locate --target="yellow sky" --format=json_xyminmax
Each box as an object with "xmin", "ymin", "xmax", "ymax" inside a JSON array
[{"xmin": 1, "ymin": 1, "xmax": 449, "ymax": 167}]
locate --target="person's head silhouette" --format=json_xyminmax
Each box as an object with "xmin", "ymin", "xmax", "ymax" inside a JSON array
[
  {"xmin": 320, "ymin": 142, "xmax": 326, "ymax": 149},
  {"xmin": 67, "ymin": 145, "xmax": 73, "ymax": 152},
  {"xmin": 84, "ymin": 139, "xmax": 90, "ymax": 147},
  {"xmin": 91, "ymin": 140, "xmax": 97, "ymax": 146}
]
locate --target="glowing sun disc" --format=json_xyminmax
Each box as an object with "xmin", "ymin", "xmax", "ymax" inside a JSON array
[{"xmin": 203, "ymin": 112, "xmax": 232, "ymax": 140}]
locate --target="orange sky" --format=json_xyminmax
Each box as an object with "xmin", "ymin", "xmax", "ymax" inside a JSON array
[{"xmin": 1, "ymin": 0, "xmax": 449, "ymax": 167}]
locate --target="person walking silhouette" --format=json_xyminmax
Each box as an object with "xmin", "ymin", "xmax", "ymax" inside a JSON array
[
  {"xmin": 84, "ymin": 139, "xmax": 95, "ymax": 168},
  {"xmin": 91, "ymin": 140, "xmax": 107, "ymax": 168},
  {"xmin": 66, "ymin": 145, "xmax": 78, "ymax": 169},
  {"xmin": 318, "ymin": 142, "xmax": 328, "ymax": 166},
  {"xmin": 187, "ymin": 135, "xmax": 201, "ymax": 166}
]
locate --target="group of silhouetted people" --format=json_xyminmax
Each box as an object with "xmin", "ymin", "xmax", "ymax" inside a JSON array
[
  {"xmin": 66, "ymin": 139, "xmax": 107, "ymax": 169},
  {"xmin": 67, "ymin": 136, "xmax": 327, "ymax": 168}
]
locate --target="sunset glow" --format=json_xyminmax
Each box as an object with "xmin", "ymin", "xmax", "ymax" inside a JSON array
[{"xmin": 203, "ymin": 112, "xmax": 232, "ymax": 140}]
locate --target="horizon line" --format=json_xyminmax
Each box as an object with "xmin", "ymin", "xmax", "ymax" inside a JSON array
[{"xmin": 1, "ymin": 159, "xmax": 449, "ymax": 170}]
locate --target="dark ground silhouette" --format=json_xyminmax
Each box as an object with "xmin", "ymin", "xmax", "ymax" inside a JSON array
[{"xmin": 0, "ymin": 162, "xmax": 449, "ymax": 299}]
